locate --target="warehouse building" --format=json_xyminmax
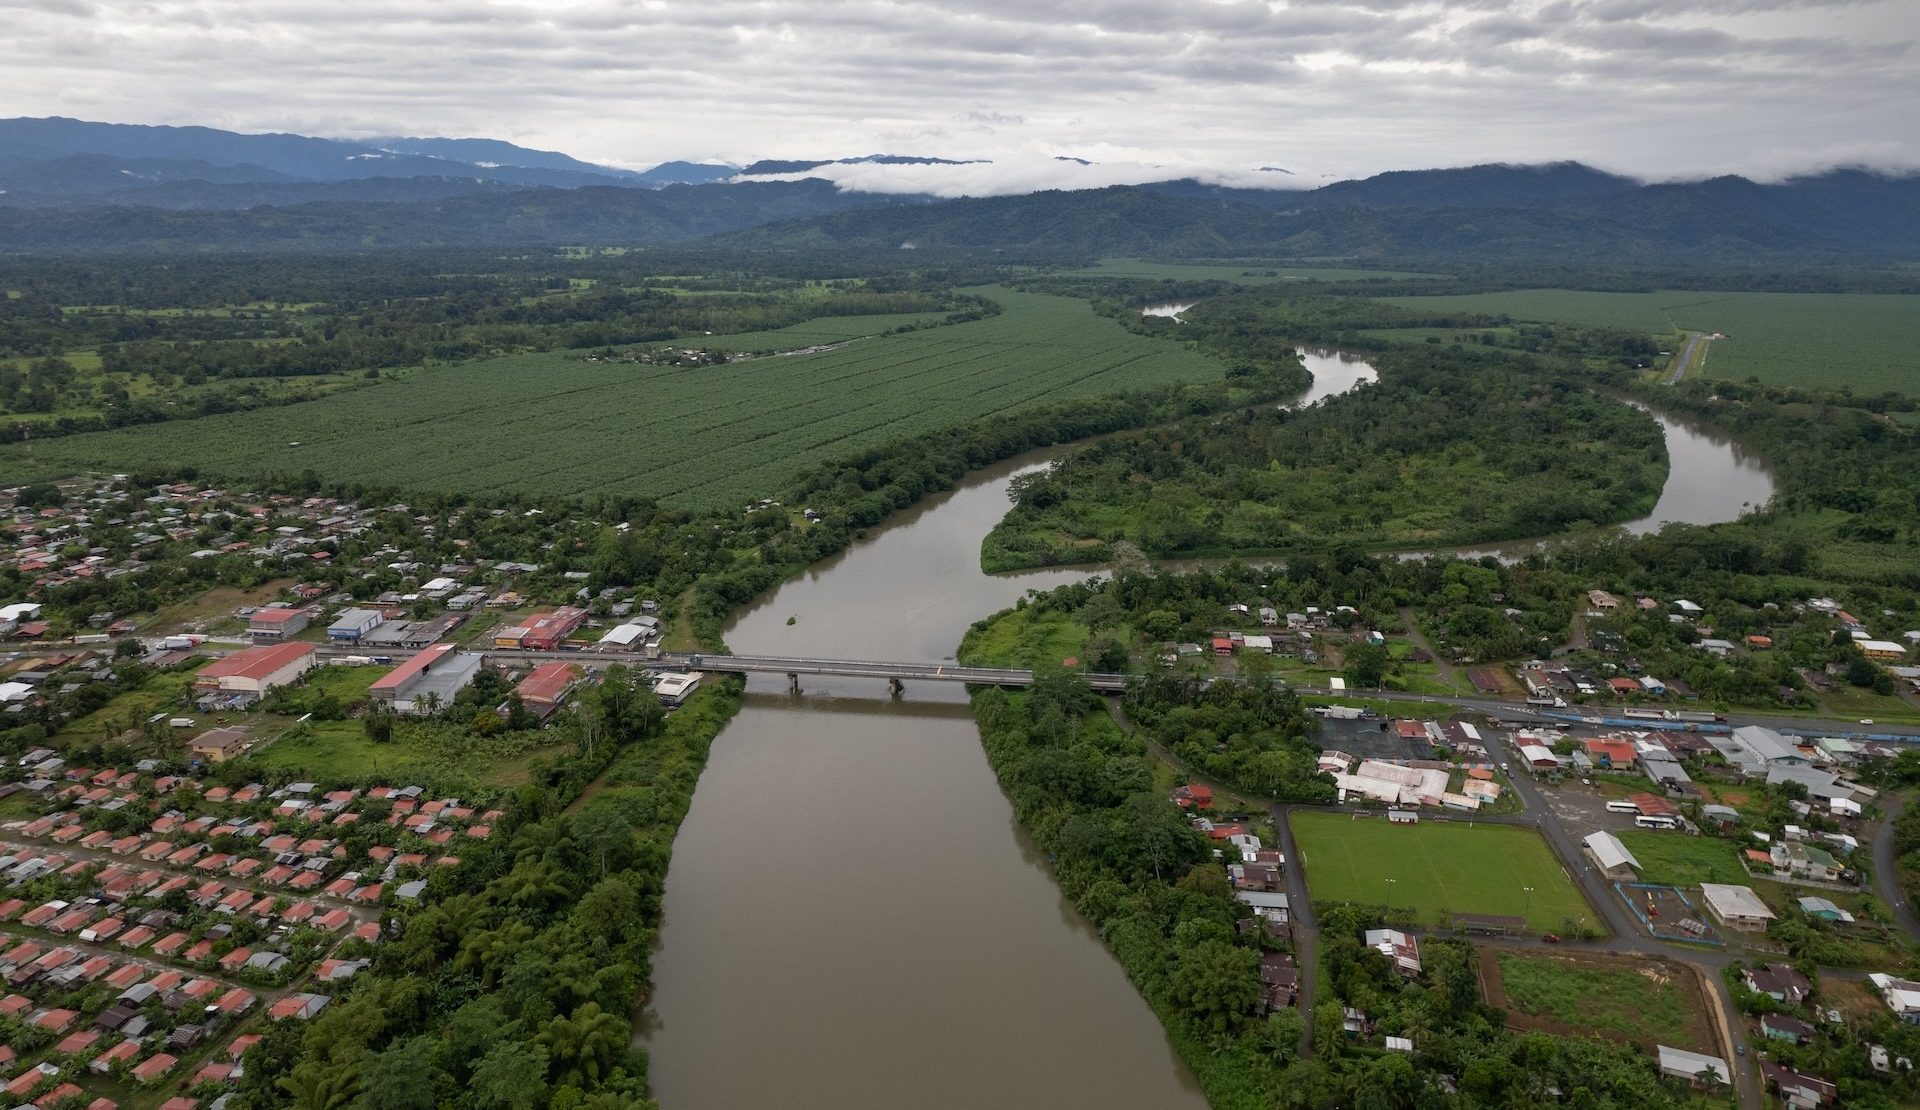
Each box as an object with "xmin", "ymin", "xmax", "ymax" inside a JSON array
[
  {"xmin": 193, "ymin": 642, "xmax": 317, "ymax": 705},
  {"xmin": 369, "ymin": 644, "xmax": 484, "ymax": 715},
  {"xmin": 248, "ymin": 607, "xmax": 309, "ymax": 642},
  {"xmin": 326, "ymin": 608, "xmax": 384, "ymax": 642}
]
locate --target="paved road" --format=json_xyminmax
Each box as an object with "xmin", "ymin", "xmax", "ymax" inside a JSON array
[
  {"xmin": 1270, "ymin": 805, "xmax": 1320, "ymax": 1059},
  {"xmin": 1871, "ymin": 794, "xmax": 1920, "ymax": 940}
]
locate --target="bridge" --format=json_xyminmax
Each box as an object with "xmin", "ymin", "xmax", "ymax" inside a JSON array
[
  {"xmin": 314, "ymin": 643, "xmax": 1127, "ymax": 694},
  {"xmin": 671, "ymin": 652, "xmax": 1131, "ymax": 694}
]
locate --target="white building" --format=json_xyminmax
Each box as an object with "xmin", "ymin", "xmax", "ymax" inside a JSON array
[
  {"xmin": 1700, "ymin": 883, "xmax": 1777, "ymax": 932},
  {"xmin": 326, "ymin": 608, "xmax": 384, "ymax": 642},
  {"xmin": 1583, "ymin": 831, "xmax": 1640, "ymax": 878},
  {"xmin": 1657, "ymin": 1045, "xmax": 1730, "ymax": 1086}
]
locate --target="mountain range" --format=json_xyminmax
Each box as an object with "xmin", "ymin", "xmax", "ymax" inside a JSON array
[{"xmin": 0, "ymin": 117, "xmax": 1916, "ymax": 262}]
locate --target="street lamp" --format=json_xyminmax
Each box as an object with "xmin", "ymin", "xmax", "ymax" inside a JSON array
[{"xmin": 1522, "ymin": 885, "xmax": 1535, "ymax": 919}]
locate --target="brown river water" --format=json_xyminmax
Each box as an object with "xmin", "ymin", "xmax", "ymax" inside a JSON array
[{"xmin": 639, "ymin": 350, "xmax": 1774, "ymax": 1108}]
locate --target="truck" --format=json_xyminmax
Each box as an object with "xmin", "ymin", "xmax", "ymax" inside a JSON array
[
  {"xmin": 1318, "ymin": 705, "xmax": 1366, "ymax": 720},
  {"xmin": 1622, "ymin": 708, "xmax": 1666, "ymax": 721},
  {"xmin": 1671, "ymin": 710, "xmax": 1724, "ymax": 724},
  {"xmin": 1525, "ymin": 696, "xmax": 1567, "ymax": 709}
]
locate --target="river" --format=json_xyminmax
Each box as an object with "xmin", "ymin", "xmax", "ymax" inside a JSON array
[{"xmin": 641, "ymin": 349, "xmax": 1774, "ymax": 1108}]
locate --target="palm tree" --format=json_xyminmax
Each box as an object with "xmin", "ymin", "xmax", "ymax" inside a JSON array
[
  {"xmin": 535, "ymin": 1002, "xmax": 629, "ymax": 1087},
  {"xmin": 277, "ymin": 1061, "xmax": 361, "ymax": 1110}
]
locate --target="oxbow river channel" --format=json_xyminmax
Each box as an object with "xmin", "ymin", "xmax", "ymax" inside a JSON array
[{"xmin": 639, "ymin": 349, "xmax": 1775, "ymax": 1108}]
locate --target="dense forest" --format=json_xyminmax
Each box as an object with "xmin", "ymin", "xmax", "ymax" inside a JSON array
[{"xmin": 984, "ymin": 328, "xmax": 1668, "ymax": 570}]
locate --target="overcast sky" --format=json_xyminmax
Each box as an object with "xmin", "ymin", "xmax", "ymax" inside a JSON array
[{"xmin": 6, "ymin": 0, "xmax": 1916, "ymax": 194}]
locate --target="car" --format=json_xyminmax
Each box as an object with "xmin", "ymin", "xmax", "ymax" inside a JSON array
[
  {"xmin": 1860, "ymin": 719, "xmax": 1875, "ymax": 725},
  {"xmin": 1735, "ymin": 1043, "xmax": 1746, "ymax": 1057},
  {"xmin": 1542, "ymin": 934, "xmax": 1562, "ymax": 943}
]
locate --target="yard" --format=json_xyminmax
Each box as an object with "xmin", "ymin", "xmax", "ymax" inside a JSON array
[
  {"xmin": 1291, "ymin": 810, "xmax": 1599, "ymax": 934},
  {"xmin": 1486, "ymin": 948, "xmax": 1718, "ymax": 1053},
  {"xmin": 1616, "ymin": 830, "xmax": 1751, "ymax": 887}
]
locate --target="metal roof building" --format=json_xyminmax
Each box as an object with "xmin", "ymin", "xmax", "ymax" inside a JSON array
[
  {"xmin": 1657, "ymin": 1045, "xmax": 1730, "ymax": 1086},
  {"xmin": 1582, "ymin": 831, "xmax": 1639, "ymax": 877},
  {"xmin": 1700, "ymin": 883, "xmax": 1776, "ymax": 931}
]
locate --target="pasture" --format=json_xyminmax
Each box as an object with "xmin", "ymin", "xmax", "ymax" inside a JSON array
[
  {"xmin": 1290, "ymin": 810, "xmax": 1598, "ymax": 933},
  {"xmin": 0, "ymin": 287, "xmax": 1227, "ymax": 510},
  {"xmin": 1615, "ymin": 829, "xmax": 1750, "ymax": 887},
  {"xmin": 1487, "ymin": 949, "xmax": 1716, "ymax": 1052},
  {"xmin": 1378, "ymin": 289, "xmax": 1920, "ymax": 393}
]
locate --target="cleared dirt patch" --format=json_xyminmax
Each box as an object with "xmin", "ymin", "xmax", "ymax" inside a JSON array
[{"xmin": 1479, "ymin": 945, "xmax": 1720, "ymax": 1054}]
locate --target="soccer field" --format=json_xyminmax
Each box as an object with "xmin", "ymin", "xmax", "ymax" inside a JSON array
[{"xmin": 1291, "ymin": 811, "xmax": 1599, "ymax": 934}]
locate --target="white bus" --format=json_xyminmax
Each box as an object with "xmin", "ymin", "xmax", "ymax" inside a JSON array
[
  {"xmin": 1634, "ymin": 814, "xmax": 1679, "ymax": 830},
  {"xmin": 1605, "ymin": 800, "xmax": 1641, "ymax": 814}
]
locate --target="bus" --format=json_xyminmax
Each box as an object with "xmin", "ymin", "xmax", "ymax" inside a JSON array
[
  {"xmin": 1622, "ymin": 708, "xmax": 1666, "ymax": 721},
  {"xmin": 1635, "ymin": 814, "xmax": 1679, "ymax": 830},
  {"xmin": 1606, "ymin": 800, "xmax": 1642, "ymax": 814}
]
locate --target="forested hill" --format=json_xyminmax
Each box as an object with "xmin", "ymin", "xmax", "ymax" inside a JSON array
[
  {"xmin": 0, "ymin": 181, "xmax": 924, "ymax": 252},
  {"xmin": 722, "ymin": 169, "xmax": 1920, "ymax": 262},
  {"xmin": 0, "ymin": 150, "xmax": 1914, "ymax": 259}
]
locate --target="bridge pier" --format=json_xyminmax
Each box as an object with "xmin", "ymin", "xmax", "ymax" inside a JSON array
[
  {"xmin": 787, "ymin": 672, "xmax": 800, "ymax": 694},
  {"xmin": 888, "ymin": 677, "xmax": 904, "ymax": 697}
]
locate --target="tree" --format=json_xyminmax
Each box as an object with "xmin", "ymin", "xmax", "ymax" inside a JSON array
[
  {"xmin": 357, "ymin": 1035, "xmax": 445, "ymax": 1110},
  {"xmin": 1168, "ymin": 939, "xmax": 1260, "ymax": 1034},
  {"xmin": 470, "ymin": 1042, "xmax": 549, "ymax": 1110},
  {"xmin": 1344, "ymin": 641, "xmax": 1390, "ymax": 688},
  {"xmin": 363, "ymin": 703, "xmax": 395, "ymax": 743},
  {"xmin": 276, "ymin": 1061, "xmax": 361, "ymax": 1110},
  {"xmin": 535, "ymin": 1002, "xmax": 628, "ymax": 1087}
]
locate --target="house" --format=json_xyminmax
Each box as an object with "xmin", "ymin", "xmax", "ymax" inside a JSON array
[
  {"xmin": 268, "ymin": 992, "xmax": 329, "ymax": 1021},
  {"xmin": 1697, "ymin": 638, "xmax": 1737, "ymax": 657},
  {"xmin": 1517, "ymin": 744, "xmax": 1560, "ymax": 770},
  {"xmin": 1857, "ymin": 640, "xmax": 1908, "ymax": 661},
  {"xmin": 326, "ymin": 608, "xmax": 384, "ymax": 642},
  {"xmin": 1583, "ymin": 738, "xmax": 1637, "ymax": 768},
  {"xmin": 132, "ymin": 1052, "xmax": 178, "ymax": 1083},
  {"xmin": 193, "ymin": 642, "xmax": 316, "ymax": 701},
  {"xmin": 1760, "ymin": 1062, "xmax": 1837, "ymax": 1108},
  {"xmin": 1258, "ymin": 951, "xmax": 1297, "ymax": 1011},
  {"xmin": 1171, "ymin": 783, "xmax": 1212, "ymax": 809},
  {"xmin": 189, "ymin": 726, "xmax": 252, "ymax": 764},
  {"xmin": 1657, "ymin": 1045, "xmax": 1730, "ymax": 1087},
  {"xmin": 1761, "ymin": 1014, "xmax": 1817, "ymax": 1045},
  {"xmin": 1583, "ymin": 831, "xmax": 1640, "ymax": 879},
  {"xmin": 1587, "ymin": 590, "xmax": 1620, "ymax": 611},
  {"xmin": 247, "ymin": 606, "xmax": 308, "ymax": 641},
  {"xmin": 1745, "ymin": 963, "xmax": 1813, "ymax": 1005},
  {"xmin": 1798, "ymin": 896, "xmax": 1854, "ymax": 923},
  {"xmin": 1869, "ymin": 973, "xmax": 1920, "ymax": 1022},
  {"xmin": 1363, "ymin": 928, "xmax": 1421, "ymax": 976},
  {"xmin": 1771, "ymin": 841, "xmax": 1840, "ymax": 882},
  {"xmin": 1700, "ymin": 883, "xmax": 1776, "ymax": 932},
  {"xmin": 368, "ymin": 644, "xmax": 483, "ymax": 715}
]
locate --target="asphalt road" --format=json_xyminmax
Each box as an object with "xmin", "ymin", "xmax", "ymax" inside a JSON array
[{"xmin": 1872, "ymin": 793, "xmax": 1920, "ymax": 939}]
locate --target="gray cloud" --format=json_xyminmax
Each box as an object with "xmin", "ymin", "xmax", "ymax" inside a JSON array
[{"xmin": 0, "ymin": 0, "xmax": 1911, "ymax": 186}]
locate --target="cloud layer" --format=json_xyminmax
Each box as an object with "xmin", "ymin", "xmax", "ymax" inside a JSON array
[{"xmin": 4, "ymin": 0, "xmax": 1915, "ymax": 187}]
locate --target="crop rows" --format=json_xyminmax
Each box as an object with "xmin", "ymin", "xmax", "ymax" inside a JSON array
[
  {"xmin": 0, "ymin": 288, "xmax": 1226, "ymax": 510},
  {"xmin": 1381, "ymin": 289, "xmax": 1920, "ymax": 394}
]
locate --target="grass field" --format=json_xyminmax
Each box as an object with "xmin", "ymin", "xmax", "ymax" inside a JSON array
[
  {"xmin": 0, "ymin": 287, "xmax": 1228, "ymax": 510},
  {"xmin": 1378, "ymin": 289, "xmax": 1920, "ymax": 394},
  {"xmin": 1291, "ymin": 810, "xmax": 1598, "ymax": 933},
  {"xmin": 1066, "ymin": 259, "xmax": 1448, "ymax": 283},
  {"xmin": 1616, "ymin": 829, "xmax": 1750, "ymax": 887},
  {"xmin": 1490, "ymin": 950, "xmax": 1712, "ymax": 1051}
]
